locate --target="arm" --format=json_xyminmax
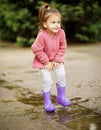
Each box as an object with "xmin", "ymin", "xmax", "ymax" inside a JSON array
[
  {"xmin": 31, "ymin": 32, "xmax": 49, "ymax": 65},
  {"xmin": 54, "ymin": 30, "xmax": 67, "ymax": 62}
]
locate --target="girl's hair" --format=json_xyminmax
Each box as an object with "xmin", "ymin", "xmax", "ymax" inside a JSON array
[{"xmin": 39, "ymin": 3, "xmax": 62, "ymax": 29}]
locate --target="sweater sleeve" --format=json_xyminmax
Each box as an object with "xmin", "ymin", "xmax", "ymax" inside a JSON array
[
  {"xmin": 54, "ymin": 29, "xmax": 67, "ymax": 62},
  {"xmin": 31, "ymin": 32, "xmax": 49, "ymax": 65}
]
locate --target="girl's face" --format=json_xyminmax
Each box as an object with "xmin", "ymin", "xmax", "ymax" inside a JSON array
[{"xmin": 43, "ymin": 14, "xmax": 61, "ymax": 35}]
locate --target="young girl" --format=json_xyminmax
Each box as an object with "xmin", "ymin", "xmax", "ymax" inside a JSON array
[{"xmin": 31, "ymin": 3, "xmax": 71, "ymax": 112}]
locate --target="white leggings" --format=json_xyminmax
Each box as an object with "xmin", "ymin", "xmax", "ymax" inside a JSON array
[{"xmin": 40, "ymin": 63, "xmax": 66, "ymax": 92}]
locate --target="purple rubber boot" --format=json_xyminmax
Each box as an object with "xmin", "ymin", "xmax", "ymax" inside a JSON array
[
  {"xmin": 42, "ymin": 91, "xmax": 55, "ymax": 112},
  {"xmin": 56, "ymin": 83, "xmax": 71, "ymax": 107}
]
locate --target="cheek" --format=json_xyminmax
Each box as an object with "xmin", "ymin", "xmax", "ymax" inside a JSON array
[
  {"xmin": 59, "ymin": 24, "xmax": 61, "ymax": 27},
  {"xmin": 49, "ymin": 24, "xmax": 53, "ymax": 28}
]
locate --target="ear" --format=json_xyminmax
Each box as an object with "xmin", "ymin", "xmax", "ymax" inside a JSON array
[{"xmin": 43, "ymin": 22, "xmax": 47, "ymax": 28}]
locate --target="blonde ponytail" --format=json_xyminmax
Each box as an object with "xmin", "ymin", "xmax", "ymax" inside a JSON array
[{"xmin": 39, "ymin": 3, "xmax": 51, "ymax": 29}]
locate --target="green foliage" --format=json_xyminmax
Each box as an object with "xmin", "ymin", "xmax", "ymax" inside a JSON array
[
  {"xmin": 0, "ymin": 0, "xmax": 101, "ymax": 46},
  {"xmin": 75, "ymin": 1, "xmax": 101, "ymax": 42},
  {"xmin": 16, "ymin": 36, "xmax": 28, "ymax": 47},
  {"xmin": 0, "ymin": 1, "xmax": 38, "ymax": 46},
  {"xmin": 16, "ymin": 36, "xmax": 35, "ymax": 47}
]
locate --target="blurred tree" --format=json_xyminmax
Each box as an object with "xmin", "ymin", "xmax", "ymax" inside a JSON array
[
  {"xmin": 0, "ymin": 0, "xmax": 39, "ymax": 46},
  {"xmin": 0, "ymin": 0, "xmax": 101, "ymax": 46}
]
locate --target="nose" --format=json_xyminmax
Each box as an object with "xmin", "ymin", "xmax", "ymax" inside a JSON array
[{"xmin": 55, "ymin": 22, "xmax": 60, "ymax": 27}]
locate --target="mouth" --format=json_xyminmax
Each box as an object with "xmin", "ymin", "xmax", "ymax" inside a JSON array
[{"xmin": 53, "ymin": 28, "xmax": 59, "ymax": 31}]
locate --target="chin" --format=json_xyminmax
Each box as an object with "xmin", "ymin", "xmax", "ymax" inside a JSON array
[{"xmin": 54, "ymin": 30, "xmax": 59, "ymax": 33}]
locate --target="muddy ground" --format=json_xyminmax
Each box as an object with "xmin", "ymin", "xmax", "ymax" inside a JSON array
[{"xmin": 0, "ymin": 43, "xmax": 101, "ymax": 130}]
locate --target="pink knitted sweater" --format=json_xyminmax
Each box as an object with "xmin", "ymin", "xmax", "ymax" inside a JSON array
[{"xmin": 31, "ymin": 29, "xmax": 67, "ymax": 68}]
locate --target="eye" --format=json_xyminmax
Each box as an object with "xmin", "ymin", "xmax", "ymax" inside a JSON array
[
  {"xmin": 52, "ymin": 21, "xmax": 55, "ymax": 24},
  {"xmin": 58, "ymin": 21, "xmax": 61, "ymax": 24}
]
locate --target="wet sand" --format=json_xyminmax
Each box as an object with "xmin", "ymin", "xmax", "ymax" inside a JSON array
[{"xmin": 0, "ymin": 43, "xmax": 101, "ymax": 130}]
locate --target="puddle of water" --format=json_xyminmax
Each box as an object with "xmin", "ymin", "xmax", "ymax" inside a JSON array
[
  {"xmin": 1, "ymin": 80, "xmax": 101, "ymax": 130},
  {"xmin": 1, "ymin": 99, "xmax": 13, "ymax": 103},
  {"xmin": 17, "ymin": 93, "xmax": 43, "ymax": 106},
  {"xmin": 22, "ymin": 102, "xmax": 101, "ymax": 130},
  {"xmin": 0, "ymin": 79, "xmax": 7, "ymax": 84},
  {"xmin": 57, "ymin": 105, "xmax": 101, "ymax": 130},
  {"xmin": 16, "ymin": 90, "xmax": 101, "ymax": 130}
]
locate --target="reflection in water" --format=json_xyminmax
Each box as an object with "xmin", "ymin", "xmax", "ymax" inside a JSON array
[
  {"xmin": 45, "ymin": 105, "xmax": 101, "ymax": 130},
  {"xmin": 45, "ymin": 107, "xmax": 72, "ymax": 125}
]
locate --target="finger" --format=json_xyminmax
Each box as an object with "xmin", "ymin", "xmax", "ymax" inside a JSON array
[{"xmin": 56, "ymin": 64, "xmax": 60, "ymax": 68}]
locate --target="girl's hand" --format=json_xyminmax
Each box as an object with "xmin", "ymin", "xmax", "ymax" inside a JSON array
[
  {"xmin": 45, "ymin": 62, "xmax": 53, "ymax": 71},
  {"xmin": 52, "ymin": 61, "xmax": 61, "ymax": 68}
]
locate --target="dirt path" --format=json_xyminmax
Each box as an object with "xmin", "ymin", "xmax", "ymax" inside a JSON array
[{"xmin": 0, "ymin": 43, "xmax": 101, "ymax": 130}]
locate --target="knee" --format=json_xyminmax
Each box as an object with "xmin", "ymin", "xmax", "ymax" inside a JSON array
[
  {"xmin": 42, "ymin": 78, "xmax": 53, "ymax": 86},
  {"xmin": 58, "ymin": 71, "xmax": 66, "ymax": 79}
]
